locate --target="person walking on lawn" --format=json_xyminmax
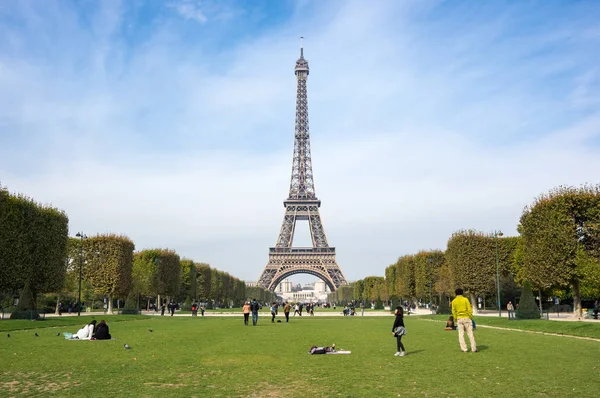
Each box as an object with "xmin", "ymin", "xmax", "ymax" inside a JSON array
[
  {"xmin": 242, "ymin": 301, "xmax": 251, "ymax": 326},
  {"xmin": 250, "ymin": 298, "xmax": 260, "ymax": 326},
  {"xmin": 451, "ymin": 288, "xmax": 477, "ymax": 352},
  {"xmin": 284, "ymin": 302, "xmax": 291, "ymax": 323}
]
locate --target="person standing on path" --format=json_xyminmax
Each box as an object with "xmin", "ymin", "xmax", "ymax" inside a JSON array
[
  {"xmin": 160, "ymin": 303, "xmax": 166, "ymax": 316},
  {"xmin": 242, "ymin": 301, "xmax": 251, "ymax": 325},
  {"xmin": 250, "ymin": 298, "xmax": 260, "ymax": 326},
  {"xmin": 451, "ymin": 288, "xmax": 477, "ymax": 352},
  {"xmin": 284, "ymin": 302, "xmax": 291, "ymax": 323},
  {"xmin": 507, "ymin": 301, "xmax": 515, "ymax": 320},
  {"xmin": 270, "ymin": 302, "xmax": 277, "ymax": 323},
  {"xmin": 391, "ymin": 306, "xmax": 406, "ymax": 357}
]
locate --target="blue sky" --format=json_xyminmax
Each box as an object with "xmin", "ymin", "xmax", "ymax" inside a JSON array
[{"xmin": 1, "ymin": 0, "xmax": 600, "ymax": 284}]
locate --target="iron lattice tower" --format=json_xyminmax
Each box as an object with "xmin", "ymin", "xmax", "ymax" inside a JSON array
[{"xmin": 257, "ymin": 39, "xmax": 348, "ymax": 292}]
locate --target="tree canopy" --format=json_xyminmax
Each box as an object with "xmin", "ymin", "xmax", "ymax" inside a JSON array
[{"xmin": 518, "ymin": 184, "xmax": 600, "ymax": 316}]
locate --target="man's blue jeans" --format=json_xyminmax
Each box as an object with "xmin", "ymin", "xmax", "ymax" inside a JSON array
[{"xmin": 252, "ymin": 312, "xmax": 258, "ymax": 325}]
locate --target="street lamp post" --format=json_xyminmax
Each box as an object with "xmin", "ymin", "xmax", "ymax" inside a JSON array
[
  {"xmin": 493, "ymin": 230, "xmax": 503, "ymax": 317},
  {"xmin": 427, "ymin": 257, "xmax": 433, "ymax": 306},
  {"xmin": 192, "ymin": 268, "xmax": 198, "ymax": 303},
  {"xmin": 75, "ymin": 232, "xmax": 87, "ymax": 316}
]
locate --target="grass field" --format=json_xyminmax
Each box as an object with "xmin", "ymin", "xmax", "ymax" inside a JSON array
[{"xmin": 1, "ymin": 314, "xmax": 600, "ymax": 397}]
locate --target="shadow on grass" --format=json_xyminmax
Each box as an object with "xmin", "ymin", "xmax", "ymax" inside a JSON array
[
  {"xmin": 407, "ymin": 349, "xmax": 425, "ymax": 355},
  {"xmin": 476, "ymin": 345, "xmax": 489, "ymax": 351}
]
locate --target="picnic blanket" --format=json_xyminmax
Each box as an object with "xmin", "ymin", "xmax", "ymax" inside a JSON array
[{"xmin": 63, "ymin": 332, "xmax": 115, "ymax": 340}]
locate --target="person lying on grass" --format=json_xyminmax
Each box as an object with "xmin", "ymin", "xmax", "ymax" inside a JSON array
[{"xmin": 65, "ymin": 320, "xmax": 96, "ymax": 340}]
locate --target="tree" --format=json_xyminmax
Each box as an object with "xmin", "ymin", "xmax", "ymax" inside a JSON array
[
  {"xmin": 434, "ymin": 261, "xmax": 454, "ymax": 299},
  {"xmin": 154, "ymin": 250, "xmax": 181, "ymax": 299},
  {"xmin": 353, "ymin": 279, "xmax": 364, "ymax": 301},
  {"xmin": 133, "ymin": 249, "xmax": 181, "ymax": 306},
  {"xmin": 53, "ymin": 238, "xmax": 82, "ymax": 314},
  {"xmin": 362, "ymin": 276, "xmax": 384, "ymax": 303},
  {"xmin": 84, "ymin": 234, "xmax": 134, "ymax": 312},
  {"xmin": 0, "ymin": 185, "xmax": 69, "ymax": 315},
  {"xmin": 210, "ymin": 268, "xmax": 223, "ymax": 305},
  {"xmin": 196, "ymin": 263, "xmax": 212, "ymax": 301},
  {"xmin": 518, "ymin": 185, "xmax": 600, "ymax": 317},
  {"xmin": 178, "ymin": 258, "xmax": 196, "ymax": 303},
  {"xmin": 395, "ymin": 255, "xmax": 415, "ymax": 300},
  {"xmin": 446, "ymin": 230, "xmax": 518, "ymax": 308},
  {"xmin": 516, "ymin": 281, "xmax": 540, "ymax": 319},
  {"xmin": 437, "ymin": 293, "xmax": 451, "ymax": 315},
  {"xmin": 385, "ymin": 264, "xmax": 397, "ymax": 301},
  {"xmin": 413, "ymin": 250, "xmax": 444, "ymax": 303},
  {"xmin": 132, "ymin": 251, "xmax": 157, "ymax": 309}
]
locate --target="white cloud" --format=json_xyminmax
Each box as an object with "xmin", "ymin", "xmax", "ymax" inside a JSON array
[{"xmin": 168, "ymin": 0, "xmax": 207, "ymax": 23}]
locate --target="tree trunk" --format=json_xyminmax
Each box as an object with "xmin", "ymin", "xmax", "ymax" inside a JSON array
[
  {"xmin": 55, "ymin": 294, "xmax": 61, "ymax": 315},
  {"xmin": 572, "ymin": 280, "xmax": 582, "ymax": 319},
  {"xmin": 538, "ymin": 290, "xmax": 543, "ymax": 315},
  {"xmin": 107, "ymin": 294, "xmax": 113, "ymax": 313},
  {"xmin": 469, "ymin": 292, "xmax": 478, "ymax": 312},
  {"xmin": 157, "ymin": 294, "xmax": 161, "ymax": 308}
]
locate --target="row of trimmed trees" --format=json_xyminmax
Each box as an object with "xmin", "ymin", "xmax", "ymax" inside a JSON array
[
  {"xmin": 0, "ymin": 184, "xmax": 274, "ymax": 315},
  {"xmin": 331, "ymin": 185, "xmax": 600, "ymax": 317},
  {"xmin": 58, "ymin": 236, "xmax": 275, "ymax": 313}
]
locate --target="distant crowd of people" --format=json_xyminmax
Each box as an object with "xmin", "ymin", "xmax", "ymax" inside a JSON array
[{"xmin": 240, "ymin": 299, "xmax": 322, "ymax": 325}]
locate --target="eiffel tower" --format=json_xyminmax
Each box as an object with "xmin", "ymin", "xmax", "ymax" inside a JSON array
[{"xmin": 257, "ymin": 39, "xmax": 348, "ymax": 292}]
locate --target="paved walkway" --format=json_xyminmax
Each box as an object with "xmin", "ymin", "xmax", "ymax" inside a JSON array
[{"xmin": 35, "ymin": 308, "xmax": 598, "ymax": 322}]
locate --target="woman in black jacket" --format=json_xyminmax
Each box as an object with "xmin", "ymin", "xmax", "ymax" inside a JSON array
[
  {"xmin": 94, "ymin": 320, "xmax": 111, "ymax": 340},
  {"xmin": 391, "ymin": 306, "xmax": 406, "ymax": 357}
]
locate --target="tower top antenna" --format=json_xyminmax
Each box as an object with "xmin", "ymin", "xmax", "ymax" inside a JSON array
[{"xmin": 300, "ymin": 36, "xmax": 304, "ymax": 58}]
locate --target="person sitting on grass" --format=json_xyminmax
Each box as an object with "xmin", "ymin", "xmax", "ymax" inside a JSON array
[
  {"xmin": 74, "ymin": 320, "xmax": 96, "ymax": 340},
  {"xmin": 94, "ymin": 320, "xmax": 111, "ymax": 340},
  {"xmin": 445, "ymin": 316, "xmax": 456, "ymax": 330}
]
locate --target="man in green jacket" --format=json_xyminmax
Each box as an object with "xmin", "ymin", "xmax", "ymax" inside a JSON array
[{"xmin": 451, "ymin": 288, "xmax": 477, "ymax": 352}]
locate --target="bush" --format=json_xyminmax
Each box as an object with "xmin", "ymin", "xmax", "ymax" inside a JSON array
[
  {"xmin": 388, "ymin": 297, "xmax": 398, "ymax": 311},
  {"xmin": 437, "ymin": 293, "xmax": 451, "ymax": 315},
  {"xmin": 10, "ymin": 310, "xmax": 42, "ymax": 320},
  {"xmin": 517, "ymin": 281, "xmax": 541, "ymax": 319},
  {"xmin": 182, "ymin": 297, "xmax": 192, "ymax": 311},
  {"xmin": 374, "ymin": 298, "xmax": 384, "ymax": 309},
  {"xmin": 119, "ymin": 309, "xmax": 139, "ymax": 315},
  {"xmin": 123, "ymin": 292, "xmax": 138, "ymax": 311}
]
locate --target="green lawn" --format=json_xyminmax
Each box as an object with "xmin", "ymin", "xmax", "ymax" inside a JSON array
[
  {"xmin": 1, "ymin": 315, "xmax": 599, "ymax": 397},
  {"xmin": 422, "ymin": 314, "xmax": 600, "ymax": 339}
]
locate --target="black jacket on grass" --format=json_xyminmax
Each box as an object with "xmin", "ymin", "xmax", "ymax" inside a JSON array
[{"xmin": 94, "ymin": 322, "xmax": 111, "ymax": 340}]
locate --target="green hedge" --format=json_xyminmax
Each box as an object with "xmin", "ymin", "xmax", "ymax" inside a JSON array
[
  {"xmin": 0, "ymin": 185, "xmax": 69, "ymax": 310},
  {"xmin": 517, "ymin": 281, "xmax": 540, "ymax": 319}
]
